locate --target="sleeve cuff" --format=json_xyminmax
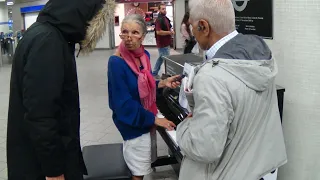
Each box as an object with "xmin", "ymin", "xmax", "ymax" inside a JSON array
[{"xmin": 142, "ymin": 111, "xmax": 156, "ymax": 128}]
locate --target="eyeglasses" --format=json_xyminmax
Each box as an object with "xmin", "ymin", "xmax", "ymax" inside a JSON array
[{"xmin": 119, "ymin": 33, "xmax": 142, "ymax": 40}]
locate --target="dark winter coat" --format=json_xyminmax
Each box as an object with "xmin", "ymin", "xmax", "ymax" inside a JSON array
[{"xmin": 6, "ymin": 0, "xmax": 115, "ymax": 179}]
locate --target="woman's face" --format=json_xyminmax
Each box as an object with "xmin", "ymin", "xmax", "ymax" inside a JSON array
[{"xmin": 120, "ymin": 21, "xmax": 145, "ymax": 51}]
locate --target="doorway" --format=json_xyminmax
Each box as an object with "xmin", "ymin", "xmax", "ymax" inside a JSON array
[{"xmin": 23, "ymin": 12, "xmax": 39, "ymax": 30}]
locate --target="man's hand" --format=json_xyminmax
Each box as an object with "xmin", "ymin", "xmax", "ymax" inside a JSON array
[
  {"xmin": 46, "ymin": 175, "xmax": 65, "ymax": 180},
  {"xmin": 170, "ymin": 30, "xmax": 175, "ymax": 35}
]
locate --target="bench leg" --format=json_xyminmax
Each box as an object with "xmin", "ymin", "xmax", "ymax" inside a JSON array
[{"xmin": 151, "ymin": 155, "xmax": 178, "ymax": 167}]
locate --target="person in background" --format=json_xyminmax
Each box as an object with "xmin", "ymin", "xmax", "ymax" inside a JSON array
[
  {"xmin": 176, "ymin": 0, "xmax": 287, "ymax": 180},
  {"xmin": 152, "ymin": 3, "xmax": 174, "ymax": 79},
  {"xmin": 108, "ymin": 14, "xmax": 179, "ymax": 180},
  {"xmin": 180, "ymin": 12, "xmax": 196, "ymax": 54},
  {"xmin": 6, "ymin": 0, "xmax": 116, "ymax": 179}
]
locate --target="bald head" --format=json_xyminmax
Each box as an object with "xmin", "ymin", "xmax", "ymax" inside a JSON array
[{"xmin": 189, "ymin": 0, "xmax": 236, "ymax": 35}]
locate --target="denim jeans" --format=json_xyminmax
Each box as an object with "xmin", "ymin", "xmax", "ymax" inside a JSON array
[{"xmin": 152, "ymin": 46, "xmax": 170, "ymax": 76}]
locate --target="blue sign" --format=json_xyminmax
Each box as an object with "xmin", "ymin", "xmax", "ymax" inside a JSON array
[
  {"xmin": 0, "ymin": 21, "xmax": 13, "ymax": 25},
  {"xmin": 20, "ymin": 5, "xmax": 45, "ymax": 13}
]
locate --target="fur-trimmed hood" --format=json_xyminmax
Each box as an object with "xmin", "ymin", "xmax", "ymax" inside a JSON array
[{"xmin": 37, "ymin": 0, "xmax": 116, "ymax": 54}]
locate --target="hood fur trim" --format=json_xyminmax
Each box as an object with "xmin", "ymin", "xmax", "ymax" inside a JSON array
[{"xmin": 80, "ymin": 0, "xmax": 116, "ymax": 54}]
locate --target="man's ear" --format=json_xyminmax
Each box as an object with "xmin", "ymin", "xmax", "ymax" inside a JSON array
[{"xmin": 198, "ymin": 19, "xmax": 210, "ymax": 36}]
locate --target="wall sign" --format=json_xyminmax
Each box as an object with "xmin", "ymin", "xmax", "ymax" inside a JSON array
[
  {"xmin": 232, "ymin": 0, "xmax": 273, "ymax": 39},
  {"xmin": 20, "ymin": 5, "xmax": 45, "ymax": 14},
  {"xmin": 148, "ymin": 2, "xmax": 158, "ymax": 12}
]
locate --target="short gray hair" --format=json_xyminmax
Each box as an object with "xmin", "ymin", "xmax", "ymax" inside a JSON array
[
  {"xmin": 189, "ymin": 0, "xmax": 236, "ymax": 35},
  {"xmin": 121, "ymin": 14, "xmax": 147, "ymax": 35}
]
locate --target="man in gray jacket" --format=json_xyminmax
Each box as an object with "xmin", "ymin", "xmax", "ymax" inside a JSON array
[{"xmin": 176, "ymin": 0, "xmax": 287, "ymax": 179}]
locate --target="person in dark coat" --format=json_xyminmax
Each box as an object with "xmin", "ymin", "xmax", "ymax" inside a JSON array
[{"xmin": 6, "ymin": 0, "xmax": 115, "ymax": 179}]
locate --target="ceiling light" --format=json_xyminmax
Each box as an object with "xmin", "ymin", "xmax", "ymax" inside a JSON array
[{"xmin": 7, "ymin": 2, "xmax": 14, "ymax": 5}]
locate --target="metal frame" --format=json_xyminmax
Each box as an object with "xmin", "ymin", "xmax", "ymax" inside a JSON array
[
  {"xmin": 151, "ymin": 154, "xmax": 178, "ymax": 167},
  {"xmin": 0, "ymin": 41, "xmax": 3, "ymax": 67},
  {"xmin": 108, "ymin": 19, "xmax": 116, "ymax": 49}
]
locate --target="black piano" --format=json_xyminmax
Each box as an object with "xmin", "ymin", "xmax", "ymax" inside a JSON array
[{"xmin": 152, "ymin": 54, "xmax": 285, "ymax": 176}]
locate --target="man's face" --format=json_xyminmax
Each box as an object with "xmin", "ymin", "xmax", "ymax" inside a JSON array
[
  {"xmin": 190, "ymin": 18, "xmax": 210, "ymax": 50},
  {"xmin": 159, "ymin": 5, "xmax": 167, "ymax": 15}
]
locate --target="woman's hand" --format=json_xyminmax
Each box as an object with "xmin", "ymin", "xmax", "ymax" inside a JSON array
[
  {"xmin": 155, "ymin": 118, "xmax": 176, "ymax": 131},
  {"xmin": 158, "ymin": 75, "xmax": 181, "ymax": 89}
]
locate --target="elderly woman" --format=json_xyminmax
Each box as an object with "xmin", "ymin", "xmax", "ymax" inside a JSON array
[{"xmin": 107, "ymin": 14, "xmax": 178, "ymax": 180}]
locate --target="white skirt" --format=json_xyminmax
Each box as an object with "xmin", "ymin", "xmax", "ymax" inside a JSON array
[{"xmin": 123, "ymin": 132, "xmax": 153, "ymax": 176}]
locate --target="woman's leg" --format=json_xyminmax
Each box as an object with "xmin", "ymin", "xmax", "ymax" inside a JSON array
[
  {"xmin": 183, "ymin": 45, "xmax": 188, "ymax": 54},
  {"xmin": 152, "ymin": 47, "xmax": 165, "ymax": 76}
]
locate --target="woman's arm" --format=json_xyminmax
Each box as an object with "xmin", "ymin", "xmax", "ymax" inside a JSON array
[{"xmin": 181, "ymin": 24, "xmax": 190, "ymax": 40}]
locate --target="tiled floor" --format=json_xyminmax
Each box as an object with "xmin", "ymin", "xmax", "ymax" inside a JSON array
[{"xmin": 0, "ymin": 48, "xmax": 180, "ymax": 180}]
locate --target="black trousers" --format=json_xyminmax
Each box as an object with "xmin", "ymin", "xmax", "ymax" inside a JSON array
[{"xmin": 183, "ymin": 40, "xmax": 196, "ymax": 54}]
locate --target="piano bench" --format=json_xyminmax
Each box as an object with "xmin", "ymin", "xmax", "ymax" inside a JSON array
[{"xmin": 82, "ymin": 143, "xmax": 132, "ymax": 180}]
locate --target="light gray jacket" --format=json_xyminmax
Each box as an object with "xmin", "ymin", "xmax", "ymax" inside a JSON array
[{"xmin": 176, "ymin": 34, "xmax": 287, "ymax": 180}]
